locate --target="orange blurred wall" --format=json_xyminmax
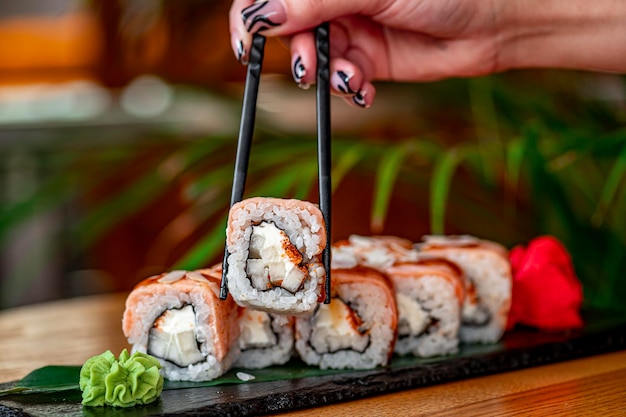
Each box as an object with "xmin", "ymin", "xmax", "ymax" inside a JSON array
[{"xmin": 0, "ymin": 11, "xmax": 102, "ymax": 85}]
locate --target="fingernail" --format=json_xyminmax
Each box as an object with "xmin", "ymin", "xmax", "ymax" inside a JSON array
[
  {"xmin": 352, "ymin": 90, "xmax": 368, "ymax": 108},
  {"xmin": 292, "ymin": 55, "xmax": 307, "ymax": 87},
  {"xmin": 331, "ymin": 71, "xmax": 357, "ymax": 95},
  {"xmin": 242, "ymin": 0, "xmax": 287, "ymax": 34},
  {"xmin": 234, "ymin": 39, "xmax": 249, "ymax": 65}
]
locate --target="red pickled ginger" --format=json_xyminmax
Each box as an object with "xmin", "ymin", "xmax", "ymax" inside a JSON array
[{"xmin": 507, "ymin": 235, "xmax": 584, "ymax": 331}]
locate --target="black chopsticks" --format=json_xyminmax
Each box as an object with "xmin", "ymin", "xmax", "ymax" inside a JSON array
[
  {"xmin": 316, "ymin": 23, "xmax": 332, "ymax": 304},
  {"xmin": 229, "ymin": 34, "xmax": 266, "ymax": 209},
  {"xmin": 220, "ymin": 26, "xmax": 332, "ymax": 303},
  {"xmin": 220, "ymin": 34, "xmax": 266, "ymax": 300}
]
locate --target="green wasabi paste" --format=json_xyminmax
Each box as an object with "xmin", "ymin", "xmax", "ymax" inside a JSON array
[{"xmin": 79, "ymin": 349, "xmax": 163, "ymax": 407}]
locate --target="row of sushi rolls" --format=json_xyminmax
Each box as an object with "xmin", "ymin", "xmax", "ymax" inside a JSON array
[{"xmin": 122, "ymin": 197, "xmax": 516, "ymax": 382}]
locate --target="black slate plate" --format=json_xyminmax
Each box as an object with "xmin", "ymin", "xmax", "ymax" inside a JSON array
[{"xmin": 2, "ymin": 311, "xmax": 626, "ymax": 417}]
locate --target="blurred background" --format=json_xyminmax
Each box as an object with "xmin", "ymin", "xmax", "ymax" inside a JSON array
[{"xmin": 1, "ymin": 0, "xmax": 625, "ymax": 311}]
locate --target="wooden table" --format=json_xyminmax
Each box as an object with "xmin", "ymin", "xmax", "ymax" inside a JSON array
[{"xmin": 1, "ymin": 293, "xmax": 626, "ymax": 416}]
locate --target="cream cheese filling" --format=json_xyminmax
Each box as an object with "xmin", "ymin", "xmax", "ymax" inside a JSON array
[
  {"xmin": 396, "ymin": 293, "xmax": 430, "ymax": 336},
  {"xmin": 239, "ymin": 309, "xmax": 277, "ymax": 350},
  {"xmin": 148, "ymin": 305, "xmax": 205, "ymax": 367},
  {"xmin": 247, "ymin": 222, "xmax": 307, "ymax": 292},
  {"xmin": 310, "ymin": 298, "xmax": 369, "ymax": 353}
]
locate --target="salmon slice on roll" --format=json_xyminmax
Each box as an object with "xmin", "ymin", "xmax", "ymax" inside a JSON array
[
  {"xmin": 226, "ymin": 197, "xmax": 327, "ymax": 315},
  {"xmin": 417, "ymin": 235, "xmax": 512, "ymax": 344},
  {"xmin": 122, "ymin": 268, "xmax": 240, "ymax": 381},
  {"xmin": 295, "ymin": 266, "xmax": 398, "ymax": 370}
]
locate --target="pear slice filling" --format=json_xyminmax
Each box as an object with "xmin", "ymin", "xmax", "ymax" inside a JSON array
[
  {"xmin": 148, "ymin": 305, "xmax": 205, "ymax": 367},
  {"xmin": 310, "ymin": 298, "xmax": 369, "ymax": 354},
  {"xmin": 246, "ymin": 222, "xmax": 307, "ymax": 293},
  {"xmin": 238, "ymin": 309, "xmax": 277, "ymax": 350},
  {"xmin": 396, "ymin": 293, "xmax": 431, "ymax": 337}
]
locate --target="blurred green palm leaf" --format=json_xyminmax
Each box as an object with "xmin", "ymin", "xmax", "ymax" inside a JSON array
[{"xmin": 371, "ymin": 146, "xmax": 406, "ymax": 233}]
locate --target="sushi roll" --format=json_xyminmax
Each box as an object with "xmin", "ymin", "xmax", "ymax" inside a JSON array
[
  {"xmin": 122, "ymin": 268, "xmax": 240, "ymax": 381},
  {"xmin": 386, "ymin": 258, "xmax": 465, "ymax": 357},
  {"xmin": 234, "ymin": 309, "xmax": 294, "ymax": 369},
  {"xmin": 225, "ymin": 197, "xmax": 327, "ymax": 315},
  {"xmin": 417, "ymin": 235, "xmax": 512, "ymax": 344},
  {"xmin": 332, "ymin": 235, "xmax": 465, "ymax": 357},
  {"xmin": 295, "ymin": 266, "xmax": 398, "ymax": 370}
]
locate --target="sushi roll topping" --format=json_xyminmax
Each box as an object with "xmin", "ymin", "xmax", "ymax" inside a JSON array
[
  {"xmin": 331, "ymin": 245, "xmax": 359, "ymax": 269},
  {"xmin": 420, "ymin": 234, "xmax": 481, "ymax": 247},
  {"xmin": 157, "ymin": 270, "xmax": 187, "ymax": 284},
  {"xmin": 238, "ymin": 310, "xmax": 278, "ymax": 350},
  {"xmin": 148, "ymin": 305, "xmax": 205, "ymax": 367},
  {"xmin": 310, "ymin": 298, "xmax": 370, "ymax": 354},
  {"xmin": 331, "ymin": 235, "xmax": 419, "ymax": 271},
  {"xmin": 246, "ymin": 222, "xmax": 308, "ymax": 293}
]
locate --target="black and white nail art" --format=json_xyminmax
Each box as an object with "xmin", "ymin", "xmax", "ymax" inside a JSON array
[
  {"xmin": 293, "ymin": 56, "xmax": 306, "ymax": 84},
  {"xmin": 336, "ymin": 71, "xmax": 357, "ymax": 95},
  {"xmin": 236, "ymin": 40, "xmax": 247, "ymax": 64},
  {"xmin": 242, "ymin": 1, "xmax": 286, "ymax": 33},
  {"xmin": 352, "ymin": 90, "xmax": 367, "ymax": 108}
]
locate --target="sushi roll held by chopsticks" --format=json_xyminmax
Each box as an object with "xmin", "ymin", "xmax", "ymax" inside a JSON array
[{"xmin": 225, "ymin": 197, "xmax": 327, "ymax": 315}]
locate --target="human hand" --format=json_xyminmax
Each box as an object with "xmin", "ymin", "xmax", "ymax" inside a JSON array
[
  {"xmin": 229, "ymin": 0, "xmax": 500, "ymax": 108},
  {"xmin": 229, "ymin": 0, "xmax": 626, "ymax": 108}
]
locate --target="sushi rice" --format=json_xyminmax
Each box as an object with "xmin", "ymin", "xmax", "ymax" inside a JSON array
[{"xmin": 226, "ymin": 197, "xmax": 327, "ymax": 315}]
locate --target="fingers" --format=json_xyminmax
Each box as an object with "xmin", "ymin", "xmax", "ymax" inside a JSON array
[
  {"xmin": 230, "ymin": 0, "xmax": 292, "ymax": 65},
  {"xmin": 289, "ymin": 32, "xmax": 377, "ymax": 108},
  {"xmin": 229, "ymin": 0, "xmax": 380, "ymax": 108},
  {"xmin": 242, "ymin": 0, "xmax": 287, "ymax": 34},
  {"xmin": 330, "ymin": 79, "xmax": 376, "ymax": 109},
  {"xmin": 229, "ymin": 0, "xmax": 254, "ymax": 64},
  {"xmin": 230, "ymin": 0, "xmax": 380, "ymax": 65},
  {"xmin": 289, "ymin": 19, "xmax": 380, "ymax": 107},
  {"xmin": 289, "ymin": 31, "xmax": 315, "ymax": 89},
  {"xmin": 329, "ymin": 59, "xmax": 376, "ymax": 108},
  {"xmin": 233, "ymin": 0, "xmax": 377, "ymax": 37}
]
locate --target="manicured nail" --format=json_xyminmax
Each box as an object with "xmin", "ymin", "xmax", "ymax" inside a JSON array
[
  {"xmin": 331, "ymin": 71, "xmax": 357, "ymax": 95},
  {"xmin": 235, "ymin": 39, "xmax": 248, "ymax": 65},
  {"xmin": 352, "ymin": 90, "xmax": 368, "ymax": 108},
  {"xmin": 292, "ymin": 56, "xmax": 307, "ymax": 87},
  {"xmin": 242, "ymin": 0, "xmax": 287, "ymax": 34}
]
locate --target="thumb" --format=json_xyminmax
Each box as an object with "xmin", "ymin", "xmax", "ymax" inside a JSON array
[{"xmin": 233, "ymin": 0, "xmax": 379, "ymax": 36}]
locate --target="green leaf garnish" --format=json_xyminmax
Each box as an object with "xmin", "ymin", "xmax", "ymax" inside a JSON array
[
  {"xmin": 0, "ymin": 366, "xmax": 81, "ymax": 395},
  {"xmin": 0, "ymin": 360, "xmax": 351, "ymax": 396}
]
